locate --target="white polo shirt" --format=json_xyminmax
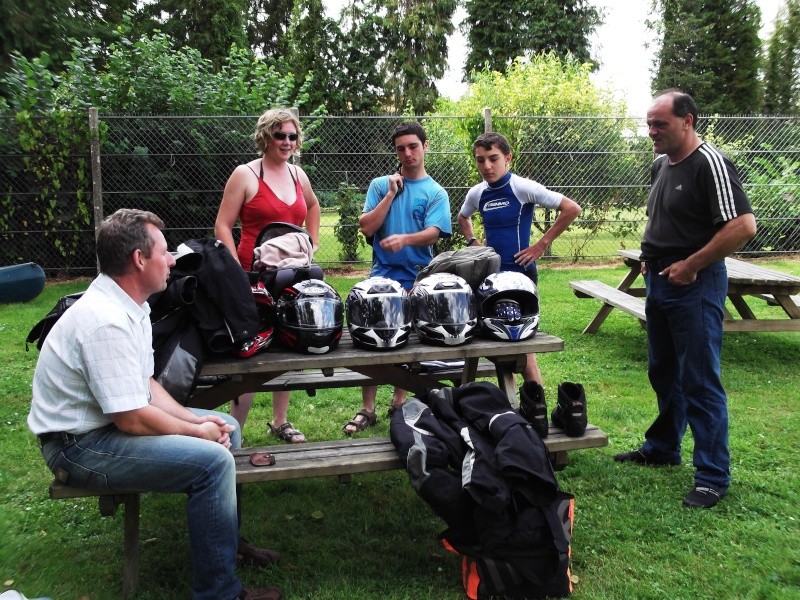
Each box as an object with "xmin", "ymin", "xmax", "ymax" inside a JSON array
[{"xmin": 28, "ymin": 274, "xmax": 153, "ymax": 435}]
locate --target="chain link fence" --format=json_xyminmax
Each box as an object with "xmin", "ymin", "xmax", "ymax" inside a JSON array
[{"xmin": 2, "ymin": 110, "xmax": 798, "ymax": 277}]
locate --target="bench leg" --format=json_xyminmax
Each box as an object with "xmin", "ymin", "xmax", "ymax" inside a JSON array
[
  {"xmin": 582, "ymin": 305, "xmax": 615, "ymax": 334},
  {"xmin": 121, "ymin": 495, "xmax": 140, "ymax": 598},
  {"xmin": 550, "ymin": 451, "xmax": 570, "ymax": 471},
  {"xmin": 96, "ymin": 493, "xmax": 140, "ymax": 598}
]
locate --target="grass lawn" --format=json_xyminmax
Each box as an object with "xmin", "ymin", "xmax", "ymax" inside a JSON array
[{"xmin": 1, "ymin": 259, "xmax": 799, "ymax": 599}]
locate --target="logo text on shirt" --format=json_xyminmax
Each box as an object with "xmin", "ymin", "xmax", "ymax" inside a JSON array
[{"xmin": 484, "ymin": 200, "xmax": 511, "ymax": 211}]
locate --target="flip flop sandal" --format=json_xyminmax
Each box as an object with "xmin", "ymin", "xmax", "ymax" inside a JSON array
[
  {"xmin": 249, "ymin": 452, "xmax": 276, "ymax": 467},
  {"xmin": 269, "ymin": 421, "xmax": 306, "ymax": 444},
  {"xmin": 237, "ymin": 536, "xmax": 281, "ymax": 567},
  {"xmin": 342, "ymin": 409, "xmax": 377, "ymax": 436}
]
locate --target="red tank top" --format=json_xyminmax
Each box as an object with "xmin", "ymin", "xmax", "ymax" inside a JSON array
[{"xmin": 237, "ymin": 164, "xmax": 307, "ymax": 270}]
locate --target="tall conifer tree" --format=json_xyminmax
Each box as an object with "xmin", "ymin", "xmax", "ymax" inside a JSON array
[
  {"xmin": 462, "ymin": 0, "xmax": 601, "ymax": 77},
  {"xmin": 763, "ymin": 0, "xmax": 800, "ymax": 115},
  {"xmin": 650, "ymin": 0, "xmax": 762, "ymax": 114},
  {"xmin": 382, "ymin": 0, "xmax": 457, "ymax": 112}
]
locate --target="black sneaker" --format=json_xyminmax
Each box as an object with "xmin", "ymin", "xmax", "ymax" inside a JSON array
[
  {"xmin": 613, "ymin": 448, "xmax": 680, "ymax": 466},
  {"xmin": 683, "ymin": 485, "xmax": 724, "ymax": 509},
  {"xmin": 518, "ymin": 381, "xmax": 548, "ymax": 438},
  {"xmin": 551, "ymin": 382, "xmax": 587, "ymax": 437}
]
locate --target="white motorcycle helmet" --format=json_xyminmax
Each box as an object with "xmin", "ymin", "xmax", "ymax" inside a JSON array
[
  {"xmin": 475, "ymin": 271, "xmax": 540, "ymax": 341},
  {"xmin": 409, "ymin": 273, "xmax": 478, "ymax": 346}
]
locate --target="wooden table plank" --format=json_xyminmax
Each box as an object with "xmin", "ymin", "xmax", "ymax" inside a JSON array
[{"xmin": 190, "ymin": 330, "xmax": 564, "ymax": 409}]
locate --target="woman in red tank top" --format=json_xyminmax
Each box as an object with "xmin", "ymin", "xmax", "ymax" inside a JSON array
[{"xmin": 215, "ymin": 108, "xmax": 321, "ymax": 443}]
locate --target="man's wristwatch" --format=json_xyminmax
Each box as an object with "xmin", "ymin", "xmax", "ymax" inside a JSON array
[{"xmin": 466, "ymin": 237, "xmax": 478, "ymax": 247}]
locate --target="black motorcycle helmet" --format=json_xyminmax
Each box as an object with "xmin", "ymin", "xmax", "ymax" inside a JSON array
[{"xmin": 276, "ymin": 279, "xmax": 343, "ymax": 354}]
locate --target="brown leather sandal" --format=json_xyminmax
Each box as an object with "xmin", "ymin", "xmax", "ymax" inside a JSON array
[
  {"xmin": 268, "ymin": 421, "xmax": 306, "ymax": 444},
  {"xmin": 342, "ymin": 409, "xmax": 377, "ymax": 436}
]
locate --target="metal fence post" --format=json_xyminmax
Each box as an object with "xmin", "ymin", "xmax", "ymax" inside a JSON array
[
  {"xmin": 89, "ymin": 107, "xmax": 103, "ymax": 274},
  {"xmin": 483, "ymin": 107, "xmax": 492, "ymax": 133},
  {"xmin": 291, "ymin": 106, "xmax": 301, "ymax": 167}
]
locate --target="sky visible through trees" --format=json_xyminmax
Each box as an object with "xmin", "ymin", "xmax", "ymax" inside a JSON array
[{"xmin": 326, "ymin": 0, "xmax": 782, "ymax": 115}]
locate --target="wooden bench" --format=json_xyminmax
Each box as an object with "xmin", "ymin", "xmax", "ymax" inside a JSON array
[
  {"xmin": 570, "ymin": 279, "xmax": 647, "ymax": 333},
  {"xmin": 48, "ymin": 425, "xmax": 608, "ymax": 597}
]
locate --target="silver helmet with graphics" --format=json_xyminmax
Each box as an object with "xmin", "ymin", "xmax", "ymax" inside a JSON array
[
  {"xmin": 409, "ymin": 273, "xmax": 478, "ymax": 346},
  {"xmin": 346, "ymin": 276, "xmax": 411, "ymax": 350}
]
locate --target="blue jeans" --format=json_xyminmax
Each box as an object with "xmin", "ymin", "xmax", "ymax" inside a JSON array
[
  {"xmin": 41, "ymin": 409, "xmax": 244, "ymax": 600},
  {"xmin": 641, "ymin": 260, "xmax": 730, "ymax": 492}
]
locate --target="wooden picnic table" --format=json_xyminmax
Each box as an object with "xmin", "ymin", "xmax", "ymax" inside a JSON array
[
  {"xmin": 190, "ymin": 329, "xmax": 567, "ymax": 410},
  {"xmin": 571, "ymin": 249, "xmax": 800, "ymax": 334}
]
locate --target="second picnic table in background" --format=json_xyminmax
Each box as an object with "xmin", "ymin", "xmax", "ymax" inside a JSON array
[{"xmin": 571, "ymin": 249, "xmax": 800, "ymax": 334}]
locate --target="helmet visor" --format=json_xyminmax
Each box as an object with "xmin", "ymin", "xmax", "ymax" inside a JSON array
[
  {"xmin": 414, "ymin": 290, "xmax": 476, "ymax": 325},
  {"xmin": 347, "ymin": 295, "xmax": 409, "ymax": 328},
  {"xmin": 285, "ymin": 297, "xmax": 343, "ymax": 329}
]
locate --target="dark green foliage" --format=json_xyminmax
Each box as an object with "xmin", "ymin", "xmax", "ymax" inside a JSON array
[
  {"xmin": 0, "ymin": 28, "xmax": 314, "ymax": 275},
  {"xmin": 0, "ymin": 0, "xmax": 133, "ymax": 76},
  {"xmin": 286, "ymin": 0, "xmax": 342, "ymax": 114},
  {"xmin": 333, "ymin": 183, "xmax": 367, "ymax": 262},
  {"xmin": 136, "ymin": 0, "xmax": 248, "ymax": 69},
  {"xmin": 329, "ymin": 5, "xmax": 389, "ymax": 113},
  {"xmin": 246, "ymin": 0, "xmax": 294, "ymax": 58},
  {"xmin": 763, "ymin": 0, "xmax": 800, "ymax": 115},
  {"xmin": 0, "ymin": 111, "xmax": 93, "ymax": 272},
  {"xmin": 463, "ymin": 0, "xmax": 602, "ymax": 78},
  {"xmin": 650, "ymin": 0, "xmax": 763, "ymax": 114}
]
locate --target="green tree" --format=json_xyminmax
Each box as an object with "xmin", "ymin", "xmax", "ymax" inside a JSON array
[
  {"xmin": 328, "ymin": 1, "xmax": 391, "ymax": 112},
  {"xmin": 246, "ymin": 0, "xmax": 294, "ymax": 57},
  {"xmin": 462, "ymin": 0, "xmax": 602, "ymax": 77},
  {"xmin": 311, "ymin": 0, "xmax": 455, "ymax": 113},
  {"xmin": 763, "ymin": 0, "xmax": 800, "ymax": 115},
  {"xmin": 137, "ymin": 0, "xmax": 248, "ymax": 69},
  {"xmin": 381, "ymin": 0, "xmax": 457, "ymax": 112},
  {"xmin": 0, "ymin": 0, "xmax": 133, "ymax": 74},
  {"xmin": 650, "ymin": 0, "xmax": 762, "ymax": 114},
  {"xmin": 286, "ymin": 0, "xmax": 340, "ymax": 113}
]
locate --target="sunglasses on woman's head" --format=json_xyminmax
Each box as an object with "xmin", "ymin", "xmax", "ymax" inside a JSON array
[{"xmin": 273, "ymin": 131, "xmax": 299, "ymax": 141}]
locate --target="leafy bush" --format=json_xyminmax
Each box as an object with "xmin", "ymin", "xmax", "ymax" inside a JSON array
[
  {"xmin": 0, "ymin": 24, "xmax": 321, "ymax": 273},
  {"xmin": 742, "ymin": 154, "xmax": 800, "ymax": 253},
  {"xmin": 333, "ymin": 183, "xmax": 366, "ymax": 261}
]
